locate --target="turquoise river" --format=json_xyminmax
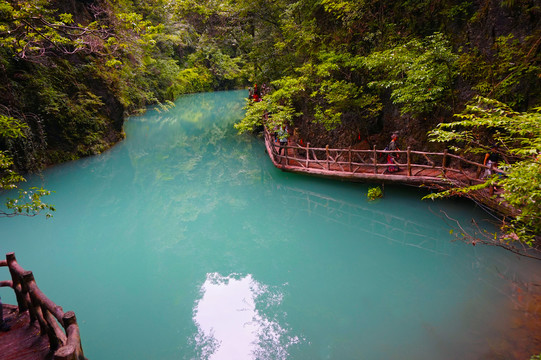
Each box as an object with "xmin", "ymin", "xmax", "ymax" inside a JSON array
[{"xmin": 1, "ymin": 90, "xmax": 540, "ymax": 360}]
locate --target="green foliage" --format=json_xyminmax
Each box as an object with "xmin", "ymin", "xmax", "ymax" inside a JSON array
[
  {"xmin": 235, "ymin": 90, "xmax": 299, "ymax": 134},
  {"xmin": 0, "ymin": 0, "xmax": 108, "ymax": 62},
  {"xmin": 184, "ymin": 41, "xmax": 245, "ymax": 89},
  {"xmin": 429, "ymin": 97, "xmax": 541, "ymax": 157},
  {"xmin": 320, "ymin": 0, "xmax": 365, "ymax": 24},
  {"xmin": 367, "ymin": 186, "xmax": 383, "ymax": 201},
  {"xmin": 440, "ymin": 1, "xmax": 472, "ymax": 22},
  {"xmin": 0, "ymin": 114, "xmax": 28, "ymax": 139},
  {"xmin": 167, "ymin": 67, "xmax": 213, "ymax": 99},
  {"xmin": 363, "ymin": 33, "xmax": 458, "ymax": 116},
  {"xmin": 4, "ymin": 187, "xmax": 55, "ymax": 218},
  {"xmin": 0, "ymin": 151, "xmax": 24, "ymax": 189},
  {"xmin": 500, "ymin": 159, "xmax": 541, "ymax": 245},
  {"xmin": 427, "ymin": 97, "xmax": 541, "ymax": 245},
  {"xmin": 457, "ymin": 35, "xmax": 540, "ymax": 109},
  {"xmin": 236, "ymin": 48, "xmax": 381, "ymax": 133},
  {"xmin": 0, "ymin": 114, "xmax": 54, "ymax": 218},
  {"xmin": 23, "ymin": 61, "xmax": 111, "ymax": 156}
]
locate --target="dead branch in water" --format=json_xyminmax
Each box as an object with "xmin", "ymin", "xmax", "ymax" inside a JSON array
[{"xmin": 433, "ymin": 209, "xmax": 541, "ymax": 260}]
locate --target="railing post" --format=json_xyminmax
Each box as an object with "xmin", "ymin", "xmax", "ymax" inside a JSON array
[
  {"xmin": 62, "ymin": 311, "xmax": 85, "ymax": 360},
  {"xmin": 407, "ymin": 147, "xmax": 411, "ymax": 176},
  {"xmin": 285, "ymin": 143, "xmax": 289, "ymax": 165},
  {"xmin": 6, "ymin": 253, "xmax": 27, "ymax": 312},
  {"xmin": 21, "ymin": 271, "xmax": 39, "ymax": 324},
  {"xmin": 305, "ymin": 143, "xmax": 310, "ymax": 168},
  {"xmin": 39, "ymin": 304, "xmax": 60, "ymax": 350},
  {"xmin": 270, "ymin": 132, "xmax": 277, "ymax": 161},
  {"xmin": 442, "ymin": 149, "xmax": 448, "ymax": 176},
  {"xmin": 326, "ymin": 145, "xmax": 330, "ymax": 170},
  {"xmin": 348, "ymin": 147, "xmax": 352, "ymax": 172},
  {"xmin": 373, "ymin": 145, "xmax": 377, "ymax": 174},
  {"xmin": 54, "ymin": 344, "xmax": 76, "ymax": 360}
]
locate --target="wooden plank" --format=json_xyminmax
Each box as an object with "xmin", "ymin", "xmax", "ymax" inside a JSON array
[{"xmin": 0, "ymin": 304, "xmax": 51, "ymax": 360}]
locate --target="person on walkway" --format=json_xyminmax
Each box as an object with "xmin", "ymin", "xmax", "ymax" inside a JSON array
[
  {"xmin": 277, "ymin": 125, "xmax": 289, "ymax": 156},
  {"xmin": 483, "ymin": 144, "xmax": 502, "ymax": 196},
  {"xmin": 253, "ymin": 84, "xmax": 261, "ymax": 102},
  {"xmin": 483, "ymin": 144, "xmax": 500, "ymax": 178},
  {"xmin": 386, "ymin": 133, "xmax": 400, "ymax": 173}
]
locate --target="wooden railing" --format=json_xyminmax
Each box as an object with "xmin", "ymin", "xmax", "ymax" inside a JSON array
[
  {"xmin": 264, "ymin": 128, "xmax": 490, "ymax": 186},
  {"xmin": 0, "ymin": 252, "xmax": 86, "ymax": 360}
]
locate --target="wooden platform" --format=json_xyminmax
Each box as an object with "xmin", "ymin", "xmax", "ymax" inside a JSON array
[
  {"xmin": 0, "ymin": 253, "xmax": 86, "ymax": 360},
  {"xmin": 265, "ymin": 134, "xmax": 477, "ymax": 188},
  {"xmin": 263, "ymin": 129, "xmax": 515, "ymax": 217},
  {"xmin": 0, "ymin": 304, "xmax": 52, "ymax": 360}
]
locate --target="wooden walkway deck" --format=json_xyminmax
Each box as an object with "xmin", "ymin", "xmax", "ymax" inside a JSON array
[
  {"xmin": 263, "ymin": 129, "xmax": 514, "ymax": 216},
  {"xmin": 0, "ymin": 304, "xmax": 51, "ymax": 360}
]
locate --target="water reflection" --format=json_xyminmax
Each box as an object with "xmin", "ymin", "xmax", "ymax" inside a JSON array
[{"xmin": 192, "ymin": 273, "xmax": 300, "ymax": 360}]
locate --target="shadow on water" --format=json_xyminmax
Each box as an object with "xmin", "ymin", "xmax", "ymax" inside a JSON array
[{"xmin": 275, "ymin": 183, "xmax": 453, "ymax": 255}]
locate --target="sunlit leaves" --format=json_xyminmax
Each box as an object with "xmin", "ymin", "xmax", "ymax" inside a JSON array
[
  {"xmin": 234, "ymin": 93, "xmax": 299, "ymax": 134},
  {"xmin": 0, "ymin": 152, "xmax": 24, "ymax": 189},
  {"xmin": 427, "ymin": 96, "xmax": 541, "ymax": 246},
  {"xmin": 0, "ymin": 115, "xmax": 28, "ymax": 139},
  {"xmin": 166, "ymin": 67, "xmax": 213, "ymax": 99},
  {"xmin": 57, "ymin": 13, "xmax": 73, "ymax": 25},
  {"xmin": 500, "ymin": 160, "xmax": 541, "ymax": 246},
  {"xmin": 3, "ymin": 187, "xmax": 55, "ymax": 218},
  {"xmin": 363, "ymin": 32, "xmax": 457, "ymax": 116},
  {"xmin": 429, "ymin": 97, "xmax": 541, "ymax": 158},
  {"xmin": 320, "ymin": 0, "xmax": 365, "ymax": 25}
]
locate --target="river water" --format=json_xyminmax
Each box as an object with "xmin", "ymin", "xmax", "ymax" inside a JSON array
[{"xmin": 1, "ymin": 90, "xmax": 540, "ymax": 359}]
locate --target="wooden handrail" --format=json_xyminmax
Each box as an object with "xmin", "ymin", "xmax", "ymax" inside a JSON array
[
  {"xmin": 0, "ymin": 280, "xmax": 13, "ymax": 287},
  {"xmin": 1, "ymin": 252, "xmax": 87, "ymax": 360},
  {"xmin": 263, "ymin": 127, "xmax": 495, "ymax": 181}
]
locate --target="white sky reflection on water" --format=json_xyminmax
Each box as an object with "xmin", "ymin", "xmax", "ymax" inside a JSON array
[{"xmin": 192, "ymin": 273, "xmax": 299, "ymax": 360}]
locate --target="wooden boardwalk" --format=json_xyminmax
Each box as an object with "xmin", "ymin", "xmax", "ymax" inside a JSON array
[
  {"xmin": 263, "ymin": 128, "xmax": 514, "ymax": 216},
  {"xmin": 264, "ymin": 128, "xmax": 487, "ymax": 188},
  {"xmin": 0, "ymin": 253, "xmax": 86, "ymax": 360}
]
